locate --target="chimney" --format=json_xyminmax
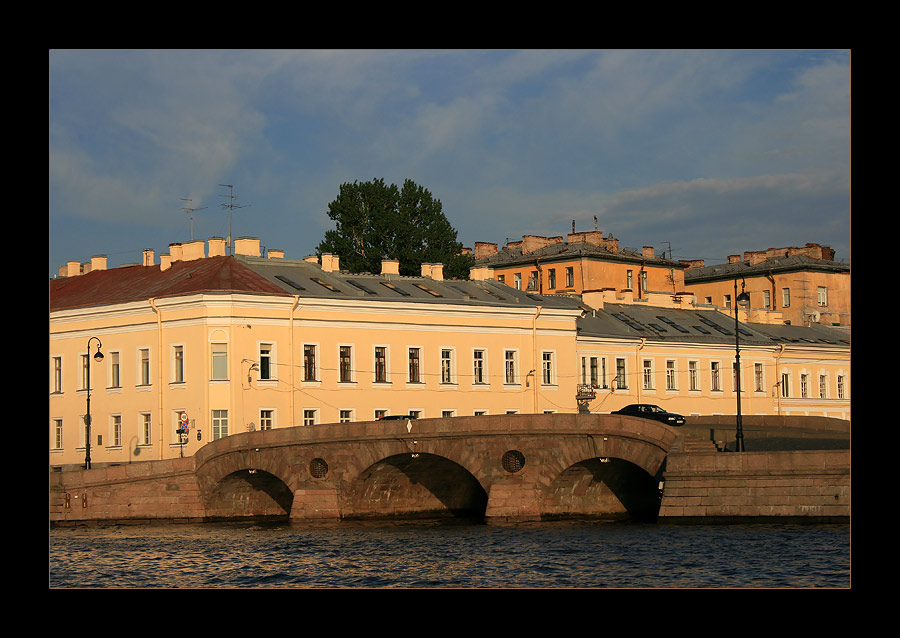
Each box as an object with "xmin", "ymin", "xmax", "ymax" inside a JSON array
[
  {"xmin": 303, "ymin": 255, "xmax": 318, "ymax": 264},
  {"xmin": 321, "ymin": 253, "xmax": 339, "ymax": 272},
  {"xmin": 381, "ymin": 259, "xmax": 400, "ymax": 276},
  {"xmin": 727, "ymin": 254, "xmax": 742, "ymax": 265},
  {"xmin": 142, "ymin": 249, "xmax": 155, "ymax": 267},
  {"xmin": 268, "ymin": 249, "xmax": 284, "ymax": 259},
  {"xmin": 66, "ymin": 260, "xmax": 81, "ymax": 277},
  {"xmin": 169, "ymin": 243, "xmax": 184, "ymax": 262},
  {"xmin": 642, "ymin": 246, "xmax": 655, "ymax": 259},
  {"xmin": 208, "ymin": 237, "xmax": 227, "ymax": 257},
  {"xmin": 234, "ymin": 237, "xmax": 260, "ymax": 257},
  {"xmin": 160, "ymin": 254, "xmax": 172, "ymax": 271},
  {"xmin": 182, "ymin": 240, "xmax": 206, "ymax": 261},
  {"xmin": 90, "ymin": 255, "xmax": 107, "ymax": 272},
  {"xmin": 421, "ymin": 263, "xmax": 444, "ymax": 280}
]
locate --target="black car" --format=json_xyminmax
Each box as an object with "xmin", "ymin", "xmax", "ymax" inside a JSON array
[
  {"xmin": 377, "ymin": 414, "xmax": 416, "ymax": 421},
  {"xmin": 612, "ymin": 404, "xmax": 686, "ymax": 426}
]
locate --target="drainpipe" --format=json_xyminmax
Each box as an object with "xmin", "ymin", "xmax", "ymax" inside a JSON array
[
  {"xmin": 635, "ymin": 337, "xmax": 646, "ymax": 403},
  {"xmin": 775, "ymin": 343, "xmax": 786, "ymax": 415},
  {"xmin": 149, "ymin": 298, "xmax": 164, "ymax": 460},
  {"xmin": 532, "ymin": 305, "xmax": 542, "ymax": 413},
  {"xmin": 289, "ymin": 295, "xmax": 300, "ymax": 426}
]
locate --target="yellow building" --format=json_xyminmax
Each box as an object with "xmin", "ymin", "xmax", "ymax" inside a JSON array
[
  {"xmin": 472, "ymin": 229, "xmax": 690, "ymax": 300},
  {"xmin": 50, "ymin": 236, "xmax": 850, "ymax": 469},
  {"xmin": 682, "ymin": 243, "xmax": 850, "ymax": 327}
]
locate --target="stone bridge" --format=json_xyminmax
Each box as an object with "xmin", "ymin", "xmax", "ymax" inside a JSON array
[{"xmin": 50, "ymin": 413, "xmax": 681, "ymax": 525}]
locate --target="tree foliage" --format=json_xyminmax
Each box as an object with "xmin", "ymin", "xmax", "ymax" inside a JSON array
[{"xmin": 317, "ymin": 178, "xmax": 473, "ymax": 279}]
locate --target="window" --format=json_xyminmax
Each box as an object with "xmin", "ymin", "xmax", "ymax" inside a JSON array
[
  {"xmin": 819, "ymin": 374, "xmax": 828, "ymax": 399},
  {"xmin": 303, "ymin": 344, "xmax": 317, "ymax": 382},
  {"xmin": 724, "ymin": 294, "xmax": 732, "ymax": 309},
  {"xmin": 110, "ymin": 352, "xmax": 120, "ymax": 388},
  {"xmin": 527, "ymin": 271, "xmax": 538, "ymax": 291},
  {"xmin": 542, "ymin": 351, "xmax": 554, "ymax": 385},
  {"xmin": 548, "ymin": 269, "xmax": 556, "ymax": 290},
  {"xmin": 211, "ymin": 343, "xmax": 227, "ymax": 381},
  {"xmin": 409, "ymin": 410, "xmax": 422, "ymax": 419},
  {"xmin": 139, "ymin": 348, "xmax": 151, "ymax": 386},
  {"xmin": 666, "ymin": 361, "xmax": 677, "ymax": 390},
  {"xmin": 374, "ymin": 409, "xmax": 386, "ymax": 420},
  {"xmin": 591, "ymin": 357, "xmax": 599, "ymax": 387},
  {"xmin": 615, "ymin": 358, "xmax": 627, "ymax": 390},
  {"xmin": 473, "ymin": 349, "xmax": 486, "ymax": 384},
  {"xmin": 81, "ymin": 354, "xmax": 89, "ymax": 390},
  {"xmin": 339, "ymin": 346, "xmax": 353, "ymax": 383},
  {"xmin": 53, "ymin": 357, "xmax": 62, "ymax": 393},
  {"xmin": 800, "ymin": 373, "xmax": 809, "ymax": 398},
  {"xmin": 505, "ymin": 350, "xmax": 517, "ymax": 384},
  {"xmin": 754, "ymin": 363, "xmax": 764, "ymax": 392},
  {"xmin": 339, "ymin": 410, "xmax": 353, "ymax": 423},
  {"xmin": 497, "ymin": 274, "xmax": 505, "ymax": 284},
  {"xmin": 303, "ymin": 409, "xmax": 317, "ymax": 426},
  {"xmin": 817, "ymin": 286, "xmax": 828, "ymax": 307},
  {"xmin": 514, "ymin": 273, "xmax": 522, "ymax": 290},
  {"xmin": 111, "ymin": 415, "xmax": 122, "ymax": 447},
  {"xmin": 408, "ymin": 348, "xmax": 421, "ymax": 383},
  {"xmin": 711, "ymin": 361, "xmax": 721, "ymax": 391},
  {"xmin": 781, "ymin": 373, "xmax": 791, "ymax": 398},
  {"xmin": 141, "ymin": 413, "xmax": 152, "ymax": 446},
  {"xmin": 374, "ymin": 346, "xmax": 387, "ymax": 383},
  {"xmin": 640, "ymin": 271, "xmax": 647, "ymax": 293},
  {"xmin": 212, "ymin": 409, "xmax": 229, "ymax": 440},
  {"xmin": 442, "ymin": 410, "xmax": 455, "ymax": 418},
  {"xmin": 763, "ymin": 290, "xmax": 771, "ymax": 309},
  {"xmin": 441, "ymin": 349, "xmax": 454, "ymax": 384},
  {"xmin": 837, "ymin": 375, "xmax": 845, "ymax": 399},
  {"xmin": 173, "ymin": 346, "xmax": 184, "ymax": 383},
  {"xmin": 642, "ymin": 359, "xmax": 653, "ymax": 390},
  {"xmin": 259, "ymin": 343, "xmax": 274, "ymax": 380},
  {"xmin": 565, "ymin": 267, "xmax": 574, "ymax": 288},
  {"xmin": 782, "ymin": 288, "xmax": 791, "ymax": 307},
  {"xmin": 689, "ymin": 361, "xmax": 699, "ymax": 391},
  {"xmin": 53, "ymin": 418, "xmax": 63, "ymax": 449},
  {"xmin": 260, "ymin": 409, "xmax": 274, "ymax": 430}
]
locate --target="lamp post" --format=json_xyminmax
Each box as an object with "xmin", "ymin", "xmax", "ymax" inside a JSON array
[
  {"xmin": 733, "ymin": 279, "xmax": 751, "ymax": 452},
  {"xmin": 84, "ymin": 337, "xmax": 104, "ymax": 469}
]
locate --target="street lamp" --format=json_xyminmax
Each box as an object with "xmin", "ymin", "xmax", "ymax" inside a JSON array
[
  {"xmin": 733, "ymin": 279, "xmax": 751, "ymax": 452},
  {"xmin": 84, "ymin": 337, "xmax": 104, "ymax": 469}
]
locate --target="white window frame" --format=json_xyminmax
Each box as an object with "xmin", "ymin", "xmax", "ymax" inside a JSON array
[
  {"xmin": 259, "ymin": 408, "xmax": 276, "ymax": 430},
  {"xmin": 212, "ymin": 409, "xmax": 229, "ymax": 440},
  {"xmin": 171, "ymin": 344, "xmax": 185, "ymax": 385},
  {"xmin": 541, "ymin": 350, "xmax": 557, "ymax": 387},
  {"xmin": 373, "ymin": 344, "xmax": 390, "ymax": 385},
  {"xmin": 210, "ymin": 342, "xmax": 228, "ymax": 382},
  {"xmin": 302, "ymin": 343, "xmax": 319, "ymax": 383},
  {"xmin": 504, "ymin": 349, "xmax": 519, "ymax": 386},
  {"xmin": 338, "ymin": 344, "xmax": 355, "ymax": 385},
  {"xmin": 303, "ymin": 408, "xmax": 318, "ymax": 426},
  {"xmin": 137, "ymin": 347, "xmax": 152, "ymax": 387},
  {"xmin": 258, "ymin": 341, "xmax": 277, "ymax": 383},
  {"xmin": 666, "ymin": 360, "xmax": 677, "ymax": 391},
  {"xmin": 440, "ymin": 347, "xmax": 456, "ymax": 385},
  {"xmin": 473, "ymin": 348, "xmax": 487, "ymax": 386}
]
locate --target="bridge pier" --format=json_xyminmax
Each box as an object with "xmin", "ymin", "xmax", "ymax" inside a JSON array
[{"xmin": 290, "ymin": 487, "xmax": 342, "ymax": 520}]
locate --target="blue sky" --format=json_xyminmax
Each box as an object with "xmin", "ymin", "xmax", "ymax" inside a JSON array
[{"xmin": 49, "ymin": 50, "xmax": 851, "ymax": 276}]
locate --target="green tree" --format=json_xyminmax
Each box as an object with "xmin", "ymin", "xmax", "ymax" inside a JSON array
[{"xmin": 317, "ymin": 178, "xmax": 473, "ymax": 279}]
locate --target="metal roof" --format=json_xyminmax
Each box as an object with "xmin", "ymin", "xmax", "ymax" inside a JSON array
[
  {"xmin": 475, "ymin": 241, "xmax": 684, "ymax": 269},
  {"xmin": 578, "ymin": 303, "xmax": 849, "ymax": 348},
  {"xmin": 685, "ymin": 254, "xmax": 850, "ymax": 282}
]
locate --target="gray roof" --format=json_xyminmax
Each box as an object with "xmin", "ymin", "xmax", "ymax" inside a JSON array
[
  {"xmin": 475, "ymin": 241, "xmax": 684, "ymax": 269},
  {"xmin": 685, "ymin": 254, "xmax": 850, "ymax": 282},
  {"xmin": 237, "ymin": 255, "xmax": 584, "ymax": 311},
  {"xmin": 578, "ymin": 303, "xmax": 850, "ymax": 348}
]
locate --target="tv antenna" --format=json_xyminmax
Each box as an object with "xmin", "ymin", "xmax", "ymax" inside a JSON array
[
  {"xmin": 218, "ymin": 184, "xmax": 250, "ymax": 254},
  {"xmin": 179, "ymin": 198, "xmax": 207, "ymax": 241}
]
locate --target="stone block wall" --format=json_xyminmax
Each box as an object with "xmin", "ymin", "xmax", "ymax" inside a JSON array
[{"xmin": 658, "ymin": 449, "xmax": 850, "ymax": 522}]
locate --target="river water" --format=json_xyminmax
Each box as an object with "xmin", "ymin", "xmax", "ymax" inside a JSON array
[{"xmin": 49, "ymin": 519, "xmax": 850, "ymax": 588}]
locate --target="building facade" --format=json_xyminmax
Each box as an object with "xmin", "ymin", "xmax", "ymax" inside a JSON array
[
  {"xmin": 50, "ymin": 236, "xmax": 850, "ymax": 468},
  {"xmin": 682, "ymin": 243, "xmax": 850, "ymax": 327}
]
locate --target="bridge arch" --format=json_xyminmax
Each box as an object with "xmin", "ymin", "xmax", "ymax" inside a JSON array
[{"xmin": 343, "ymin": 452, "xmax": 488, "ymax": 520}]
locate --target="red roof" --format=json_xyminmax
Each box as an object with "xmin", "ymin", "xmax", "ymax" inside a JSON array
[{"xmin": 49, "ymin": 255, "xmax": 290, "ymax": 311}]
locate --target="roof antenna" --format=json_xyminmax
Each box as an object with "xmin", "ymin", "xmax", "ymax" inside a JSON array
[
  {"xmin": 218, "ymin": 184, "xmax": 250, "ymax": 254},
  {"xmin": 179, "ymin": 198, "xmax": 207, "ymax": 241}
]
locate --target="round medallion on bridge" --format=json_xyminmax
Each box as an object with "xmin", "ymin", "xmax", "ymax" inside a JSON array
[
  {"xmin": 501, "ymin": 450, "xmax": 526, "ymax": 473},
  {"xmin": 309, "ymin": 457, "xmax": 329, "ymax": 479}
]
